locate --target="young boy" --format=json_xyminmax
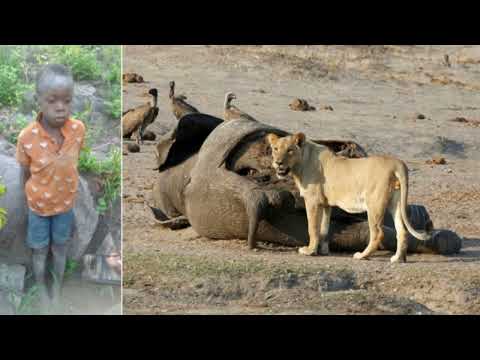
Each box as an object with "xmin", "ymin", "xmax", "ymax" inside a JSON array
[{"xmin": 15, "ymin": 64, "xmax": 85, "ymax": 311}]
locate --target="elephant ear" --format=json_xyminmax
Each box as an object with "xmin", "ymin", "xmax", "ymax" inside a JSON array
[{"xmin": 155, "ymin": 113, "xmax": 224, "ymax": 172}]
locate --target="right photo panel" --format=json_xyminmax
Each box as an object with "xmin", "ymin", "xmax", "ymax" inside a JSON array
[{"xmin": 122, "ymin": 45, "xmax": 478, "ymax": 315}]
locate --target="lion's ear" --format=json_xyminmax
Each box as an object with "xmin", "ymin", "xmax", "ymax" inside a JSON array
[
  {"xmin": 267, "ymin": 133, "xmax": 279, "ymax": 145},
  {"xmin": 294, "ymin": 133, "xmax": 306, "ymax": 147}
]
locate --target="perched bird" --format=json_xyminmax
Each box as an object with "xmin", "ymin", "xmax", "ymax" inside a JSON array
[
  {"xmin": 444, "ymin": 54, "xmax": 451, "ymax": 68},
  {"xmin": 223, "ymin": 92, "xmax": 257, "ymax": 122},
  {"xmin": 169, "ymin": 81, "xmax": 199, "ymax": 120},
  {"xmin": 122, "ymin": 88, "xmax": 159, "ymax": 145}
]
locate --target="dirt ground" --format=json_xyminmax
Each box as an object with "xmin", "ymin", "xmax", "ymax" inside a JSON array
[{"xmin": 122, "ymin": 45, "xmax": 480, "ymax": 315}]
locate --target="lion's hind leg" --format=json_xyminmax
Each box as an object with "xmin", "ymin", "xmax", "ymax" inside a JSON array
[
  {"xmin": 388, "ymin": 191, "xmax": 408, "ymax": 263},
  {"xmin": 353, "ymin": 200, "xmax": 387, "ymax": 261}
]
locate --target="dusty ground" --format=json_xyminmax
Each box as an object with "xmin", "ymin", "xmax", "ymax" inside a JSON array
[{"xmin": 122, "ymin": 45, "xmax": 480, "ymax": 315}]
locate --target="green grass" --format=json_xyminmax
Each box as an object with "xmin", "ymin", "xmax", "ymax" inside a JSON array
[
  {"xmin": 79, "ymin": 145, "xmax": 121, "ymax": 214},
  {"xmin": 65, "ymin": 259, "xmax": 79, "ymax": 278},
  {"xmin": 12, "ymin": 285, "xmax": 39, "ymax": 315}
]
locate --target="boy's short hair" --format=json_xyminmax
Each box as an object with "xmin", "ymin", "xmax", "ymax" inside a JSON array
[{"xmin": 35, "ymin": 64, "xmax": 74, "ymax": 95}]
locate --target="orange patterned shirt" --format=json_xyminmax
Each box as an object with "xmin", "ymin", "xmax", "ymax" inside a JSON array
[{"xmin": 15, "ymin": 113, "xmax": 86, "ymax": 216}]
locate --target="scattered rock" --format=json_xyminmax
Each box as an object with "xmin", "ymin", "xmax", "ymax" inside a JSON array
[
  {"xmin": 142, "ymin": 131, "xmax": 156, "ymax": 141},
  {"xmin": 426, "ymin": 156, "xmax": 447, "ymax": 165},
  {"xmin": 322, "ymin": 105, "xmax": 334, "ymax": 111},
  {"xmin": 289, "ymin": 98, "xmax": 316, "ymax": 112},
  {"xmin": 123, "ymin": 73, "xmax": 144, "ymax": 83},
  {"xmin": 417, "ymin": 113, "xmax": 426, "ymax": 120},
  {"xmin": 128, "ymin": 144, "xmax": 140, "ymax": 153},
  {"xmin": 455, "ymin": 47, "xmax": 480, "ymax": 65},
  {"xmin": 449, "ymin": 117, "xmax": 480, "ymax": 127}
]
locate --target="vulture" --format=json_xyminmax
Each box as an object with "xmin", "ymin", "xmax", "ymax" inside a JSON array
[
  {"xmin": 169, "ymin": 81, "xmax": 199, "ymax": 120},
  {"xmin": 122, "ymin": 88, "xmax": 159, "ymax": 145},
  {"xmin": 223, "ymin": 92, "xmax": 257, "ymax": 122}
]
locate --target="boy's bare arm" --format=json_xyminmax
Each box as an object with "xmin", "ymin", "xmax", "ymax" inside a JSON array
[{"xmin": 20, "ymin": 166, "xmax": 31, "ymax": 186}]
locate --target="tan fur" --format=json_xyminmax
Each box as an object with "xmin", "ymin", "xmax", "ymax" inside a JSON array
[
  {"xmin": 288, "ymin": 98, "xmax": 316, "ymax": 112},
  {"xmin": 123, "ymin": 73, "xmax": 144, "ymax": 83},
  {"xmin": 267, "ymin": 133, "xmax": 430, "ymax": 263}
]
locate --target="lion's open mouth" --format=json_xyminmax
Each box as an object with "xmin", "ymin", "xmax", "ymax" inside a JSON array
[{"xmin": 277, "ymin": 167, "xmax": 290, "ymax": 177}]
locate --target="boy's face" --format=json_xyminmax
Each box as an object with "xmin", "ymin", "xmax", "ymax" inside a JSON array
[{"xmin": 37, "ymin": 76, "xmax": 74, "ymax": 128}]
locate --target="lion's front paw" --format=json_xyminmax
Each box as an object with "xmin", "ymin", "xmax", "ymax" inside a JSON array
[{"xmin": 299, "ymin": 246, "xmax": 316, "ymax": 256}]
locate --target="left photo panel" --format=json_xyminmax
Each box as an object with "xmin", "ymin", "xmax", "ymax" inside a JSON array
[{"xmin": 0, "ymin": 45, "xmax": 122, "ymax": 315}]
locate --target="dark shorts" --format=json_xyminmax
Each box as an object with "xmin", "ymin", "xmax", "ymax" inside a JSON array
[{"xmin": 26, "ymin": 208, "xmax": 74, "ymax": 249}]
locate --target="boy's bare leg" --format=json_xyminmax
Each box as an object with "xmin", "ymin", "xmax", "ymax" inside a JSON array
[
  {"xmin": 51, "ymin": 244, "xmax": 67, "ymax": 309},
  {"xmin": 32, "ymin": 246, "xmax": 50, "ymax": 312}
]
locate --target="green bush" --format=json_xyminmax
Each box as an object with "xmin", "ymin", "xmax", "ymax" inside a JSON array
[
  {"xmin": 0, "ymin": 46, "xmax": 29, "ymax": 107},
  {"xmin": 0, "ymin": 114, "xmax": 28, "ymax": 145},
  {"xmin": 105, "ymin": 84, "xmax": 121, "ymax": 119},
  {"xmin": 50, "ymin": 45, "xmax": 101, "ymax": 81},
  {"xmin": 79, "ymin": 145, "xmax": 121, "ymax": 214},
  {"xmin": 0, "ymin": 65, "xmax": 22, "ymax": 106},
  {"xmin": 102, "ymin": 46, "xmax": 121, "ymax": 119}
]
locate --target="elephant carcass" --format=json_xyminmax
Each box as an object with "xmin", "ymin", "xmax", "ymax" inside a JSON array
[{"xmin": 150, "ymin": 116, "xmax": 353, "ymax": 246}]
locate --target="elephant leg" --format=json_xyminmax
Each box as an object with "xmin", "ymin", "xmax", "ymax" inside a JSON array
[{"xmin": 244, "ymin": 192, "xmax": 269, "ymax": 250}]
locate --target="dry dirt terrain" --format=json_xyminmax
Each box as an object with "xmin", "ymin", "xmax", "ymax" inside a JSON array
[{"xmin": 122, "ymin": 45, "xmax": 480, "ymax": 315}]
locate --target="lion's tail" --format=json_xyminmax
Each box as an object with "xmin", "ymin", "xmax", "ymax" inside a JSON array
[{"xmin": 395, "ymin": 163, "xmax": 431, "ymax": 241}]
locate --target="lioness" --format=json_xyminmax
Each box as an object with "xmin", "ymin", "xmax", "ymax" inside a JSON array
[{"xmin": 267, "ymin": 133, "xmax": 431, "ymax": 263}]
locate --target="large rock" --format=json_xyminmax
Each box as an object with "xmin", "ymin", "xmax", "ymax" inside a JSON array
[
  {"xmin": 0, "ymin": 263, "xmax": 26, "ymax": 292},
  {"xmin": 68, "ymin": 176, "xmax": 99, "ymax": 260},
  {"xmin": 0, "ymin": 291, "xmax": 15, "ymax": 315},
  {"xmin": 0, "ymin": 153, "xmax": 30, "ymax": 264}
]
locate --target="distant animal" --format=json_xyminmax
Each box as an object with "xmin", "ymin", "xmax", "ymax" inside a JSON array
[
  {"xmin": 169, "ymin": 81, "xmax": 199, "ymax": 120},
  {"xmin": 123, "ymin": 73, "xmax": 144, "ymax": 83},
  {"xmin": 122, "ymin": 88, "xmax": 159, "ymax": 145},
  {"xmin": 223, "ymin": 92, "xmax": 257, "ymax": 122},
  {"xmin": 289, "ymin": 98, "xmax": 316, "ymax": 111},
  {"xmin": 267, "ymin": 132, "xmax": 431, "ymax": 263}
]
